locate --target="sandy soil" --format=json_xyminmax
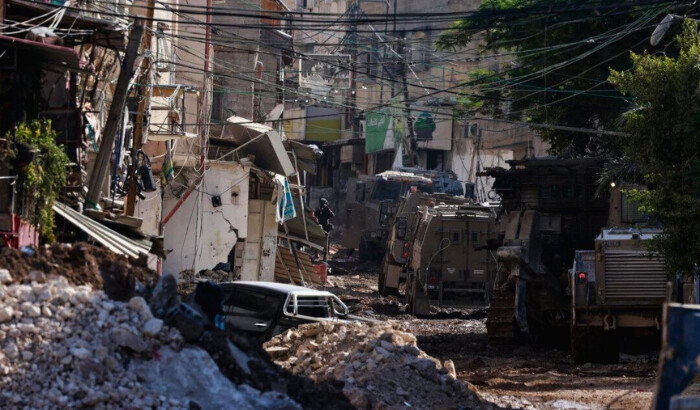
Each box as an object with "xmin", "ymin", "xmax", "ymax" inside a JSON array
[{"xmin": 325, "ymin": 272, "xmax": 657, "ymax": 410}]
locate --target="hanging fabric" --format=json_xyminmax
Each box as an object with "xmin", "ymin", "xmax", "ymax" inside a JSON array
[{"xmin": 274, "ymin": 175, "xmax": 296, "ymax": 224}]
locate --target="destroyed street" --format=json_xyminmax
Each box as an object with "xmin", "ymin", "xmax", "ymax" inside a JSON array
[{"xmin": 0, "ymin": 0, "xmax": 699, "ymax": 409}]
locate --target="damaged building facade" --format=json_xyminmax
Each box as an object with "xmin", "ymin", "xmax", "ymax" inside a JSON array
[
  {"xmin": 0, "ymin": 0, "xmax": 327, "ymax": 287},
  {"xmin": 0, "ymin": 0, "xmax": 543, "ymax": 284}
]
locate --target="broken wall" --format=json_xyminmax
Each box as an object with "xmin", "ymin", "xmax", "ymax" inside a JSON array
[
  {"xmin": 162, "ymin": 162, "xmax": 250, "ymax": 277},
  {"xmin": 239, "ymin": 199, "xmax": 278, "ymax": 282}
]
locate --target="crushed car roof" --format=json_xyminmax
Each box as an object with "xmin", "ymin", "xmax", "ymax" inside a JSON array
[{"xmin": 221, "ymin": 281, "xmax": 335, "ymax": 296}]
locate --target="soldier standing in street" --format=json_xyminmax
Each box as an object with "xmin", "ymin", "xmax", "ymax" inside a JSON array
[{"xmin": 315, "ymin": 198, "xmax": 335, "ymax": 261}]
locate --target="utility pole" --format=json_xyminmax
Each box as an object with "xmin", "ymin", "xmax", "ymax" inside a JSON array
[
  {"xmin": 124, "ymin": 1, "xmax": 157, "ymax": 216},
  {"xmin": 398, "ymin": 36, "xmax": 417, "ymax": 167},
  {"xmin": 349, "ymin": 2, "xmax": 360, "ymax": 137},
  {"xmin": 86, "ymin": 19, "xmax": 144, "ymax": 210},
  {"xmin": 200, "ymin": 0, "xmax": 212, "ymax": 168}
]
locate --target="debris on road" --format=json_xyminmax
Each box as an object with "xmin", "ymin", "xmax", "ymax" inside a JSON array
[
  {"xmin": 0, "ymin": 274, "xmax": 300, "ymax": 408},
  {"xmin": 264, "ymin": 321, "xmax": 497, "ymax": 409},
  {"xmin": 0, "ymin": 246, "xmax": 353, "ymax": 409}
]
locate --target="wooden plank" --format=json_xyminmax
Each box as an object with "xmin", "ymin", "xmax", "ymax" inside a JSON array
[{"xmin": 276, "ymin": 249, "xmax": 296, "ymax": 285}]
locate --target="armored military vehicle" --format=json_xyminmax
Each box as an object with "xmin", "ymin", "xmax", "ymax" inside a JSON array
[
  {"xmin": 378, "ymin": 192, "xmax": 469, "ymax": 296},
  {"xmin": 404, "ymin": 203, "xmax": 498, "ymax": 315},
  {"xmin": 570, "ymin": 227, "xmax": 667, "ymax": 363},
  {"xmin": 342, "ymin": 169, "xmax": 462, "ymax": 262}
]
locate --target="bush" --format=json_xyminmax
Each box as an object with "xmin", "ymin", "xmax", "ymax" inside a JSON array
[{"xmin": 4, "ymin": 120, "xmax": 69, "ymax": 243}]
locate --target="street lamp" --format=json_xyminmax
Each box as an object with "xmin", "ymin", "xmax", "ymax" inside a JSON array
[{"xmin": 651, "ymin": 14, "xmax": 700, "ymax": 46}]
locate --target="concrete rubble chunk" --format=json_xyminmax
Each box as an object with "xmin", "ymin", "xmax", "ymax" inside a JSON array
[
  {"xmin": 0, "ymin": 269, "xmax": 12, "ymax": 284},
  {"xmin": 129, "ymin": 296, "xmax": 153, "ymax": 321},
  {"xmin": 131, "ymin": 347, "xmax": 300, "ymax": 410},
  {"xmin": 142, "ymin": 318, "xmax": 164, "ymax": 337},
  {"xmin": 0, "ymin": 306, "xmax": 13, "ymax": 322},
  {"xmin": 110, "ymin": 325, "xmax": 148, "ymax": 352},
  {"xmin": 444, "ymin": 359, "xmax": 457, "ymax": 379},
  {"xmin": 71, "ymin": 347, "xmax": 91, "ymax": 360},
  {"xmin": 149, "ymin": 274, "xmax": 179, "ymax": 318},
  {"xmin": 22, "ymin": 302, "xmax": 41, "ymax": 318},
  {"xmin": 28, "ymin": 270, "xmax": 46, "ymax": 283}
]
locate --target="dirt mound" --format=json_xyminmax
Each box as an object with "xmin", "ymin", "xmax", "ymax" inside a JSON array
[
  {"xmin": 0, "ymin": 242, "xmax": 157, "ymax": 301},
  {"xmin": 264, "ymin": 321, "xmax": 500, "ymax": 409}
]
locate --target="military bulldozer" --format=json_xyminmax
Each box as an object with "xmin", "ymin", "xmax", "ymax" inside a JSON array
[
  {"xmin": 404, "ymin": 203, "xmax": 498, "ymax": 315},
  {"xmin": 480, "ymin": 158, "xmax": 610, "ymax": 343},
  {"xmin": 342, "ymin": 169, "xmax": 463, "ymax": 262}
]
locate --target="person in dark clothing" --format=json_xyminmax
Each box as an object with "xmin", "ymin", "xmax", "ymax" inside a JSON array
[{"xmin": 315, "ymin": 198, "xmax": 335, "ymax": 233}]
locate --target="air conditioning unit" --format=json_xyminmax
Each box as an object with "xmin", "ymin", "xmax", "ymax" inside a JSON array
[{"xmin": 463, "ymin": 121, "xmax": 479, "ymax": 138}]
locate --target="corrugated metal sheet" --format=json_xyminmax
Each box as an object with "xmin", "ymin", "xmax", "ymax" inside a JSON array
[
  {"xmin": 604, "ymin": 251, "xmax": 667, "ymax": 300},
  {"xmin": 53, "ymin": 202, "xmax": 152, "ymax": 259}
]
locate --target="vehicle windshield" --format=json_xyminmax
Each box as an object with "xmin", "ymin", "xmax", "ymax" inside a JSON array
[
  {"xmin": 371, "ymin": 180, "xmax": 433, "ymax": 200},
  {"xmin": 371, "ymin": 180, "xmax": 403, "ymax": 200}
]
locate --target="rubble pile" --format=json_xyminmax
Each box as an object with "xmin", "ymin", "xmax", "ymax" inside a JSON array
[
  {"xmin": 264, "ymin": 321, "xmax": 495, "ymax": 409},
  {"xmin": 0, "ymin": 271, "xmax": 298, "ymax": 409},
  {"xmin": 0, "ymin": 242, "xmax": 157, "ymax": 301},
  {"xmin": 151, "ymin": 274, "xmax": 352, "ymax": 409}
]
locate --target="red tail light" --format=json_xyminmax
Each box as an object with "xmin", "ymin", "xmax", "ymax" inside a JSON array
[
  {"xmin": 577, "ymin": 272, "xmax": 587, "ymax": 283},
  {"xmin": 402, "ymin": 251, "xmax": 409, "ymax": 259},
  {"xmin": 403, "ymin": 242, "xmax": 410, "ymax": 248}
]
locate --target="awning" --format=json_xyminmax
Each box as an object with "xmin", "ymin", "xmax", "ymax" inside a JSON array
[
  {"xmin": 53, "ymin": 201, "xmax": 152, "ymax": 259},
  {"xmin": 286, "ymin": 140, "xmax": 323, "ymax": 175},
  {"xmin": 221, "ymin": 116, "xmax": 295, "ymax": 177},
  {"xmin": 0, "ymin": 34, "xmax": 80, "ymax": 70},
  {"xmin": 265, "ymin": 104, "xmax": 284, "ymax": 123}
]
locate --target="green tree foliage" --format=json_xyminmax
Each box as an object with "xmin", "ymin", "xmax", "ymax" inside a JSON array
[
  {"xmin": 436, "ymin": 0, "xmax": 688, "ymax": 157},
  {"xmin": 4, "ymin": 120, "xmax": 69, "ymax": 243},
  {"xmin": 609, "ymin": 22, "xmax": 700, "ymax": 273}
]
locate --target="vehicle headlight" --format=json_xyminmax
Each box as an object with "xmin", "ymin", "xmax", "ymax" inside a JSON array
[{"xmin": 370, "ymin": 231, "xmax": 377, "ymax": 238}]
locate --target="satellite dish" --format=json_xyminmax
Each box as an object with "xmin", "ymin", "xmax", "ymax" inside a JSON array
[{"xmin": 651, "ymin": 14, "xmax": 675, "ymax": 47}]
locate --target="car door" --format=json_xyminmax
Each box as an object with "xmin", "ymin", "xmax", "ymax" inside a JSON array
[{"xmin": 222, "ymin": 286, "xmax": 282, "ymax": 338}]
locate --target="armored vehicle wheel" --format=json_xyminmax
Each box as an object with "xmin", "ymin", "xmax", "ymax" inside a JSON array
[
  {"xmin": 486, "ymin": 293, "xmax": 517, "ymax": 341},
  {"xmin": 378, "ymin": 255, "xmax": 400, "ymax": 296},
  {"xmin": 409, "ymin": 279, "xmax": 429, "ymax": 316},
  {"xmin": 378, "ymin": 255, "xmax": 387, "ymax": 295}
]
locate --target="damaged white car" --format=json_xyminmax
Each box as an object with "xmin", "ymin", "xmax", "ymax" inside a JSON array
[{"xmin": 220, "ymin": 281, "xmax": 373, "ymax": 341}]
